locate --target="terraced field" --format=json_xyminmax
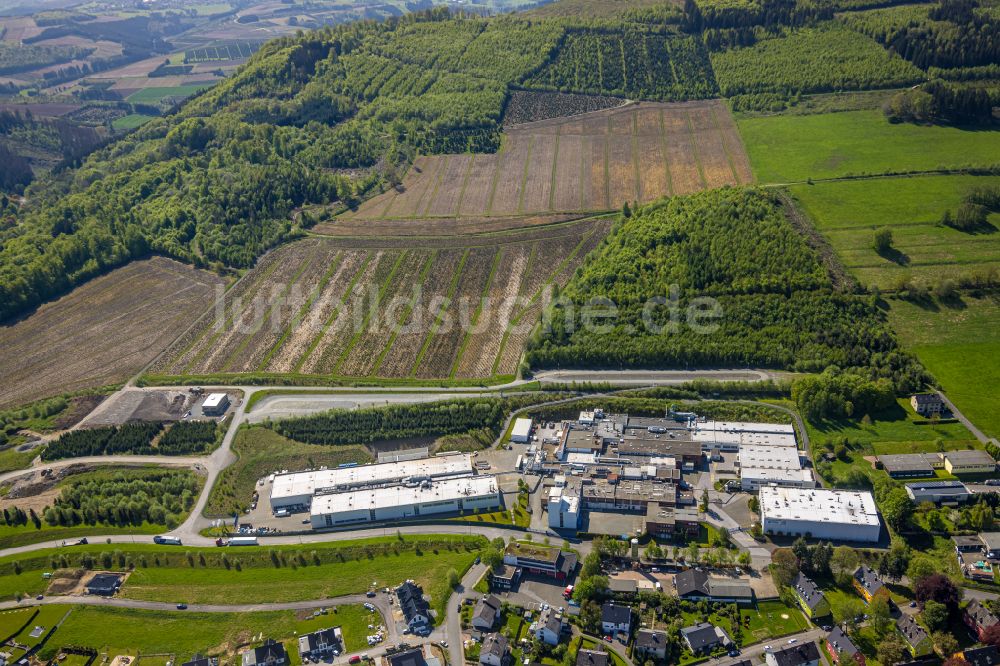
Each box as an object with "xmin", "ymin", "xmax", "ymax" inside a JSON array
[
  {"xmin": 316, "ymin": 100, "xmax": 752, "ymax": 236},
  {"xmin": 0, "ymin": 258, "xmax": 225, "ymax": 409},
  {"xmin": 148, "ymin": 219, "xmax": 612, "ymax": 381}
]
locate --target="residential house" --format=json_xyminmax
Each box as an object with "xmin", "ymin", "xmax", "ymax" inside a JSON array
[
  {"xmin": 389, "ymin": 648, "xmax": 427, "ymax": 666},
  {"xmin": 954, "ymin": 535, "xmax": 986, "ymax": 553},
  {"xmin": 480, "ymin": 634, "xmax": 509, "ymax": 666},
  {"xmin": 791, "ymin": 573, "xmax": 830, "ymax": 619},
  {"xmin": 910, "ymin": 394, "xmax": 944, "ymax": 417},
  {"xmin": 600, "ymin": 603, "xmax": 632, "ymax": 636},
  {"xmin": 182, "ymin": 657, "xmax": 218, "ymax": 666},
  {"xmin": 896, "ymin": 614, "xmax": 933, "ymax": 657},
  {"xmin": 472, "ymin": 595, "xmax": 502, "ymax": 631},
  {"xmin": 674, "ymin": 569, "xmax": 754, "ymax": 604},
  {"xmin": 635, "ymin": 630, "xmax": 669, "ymax": 661},
  {"xmin": 608, "ymin": 578, "xmax": 638, "ymax": 597},
  {"xmin": 765, "ymin": 643, "xmax": 821, "ymax": 666},
  {"xmin": 575, "ymin": 650, "xmax": 608, "ymax": 666},
  {"xmin": 85, "ymin": 573, "xmax": 122, "ymax": 597},
  {"xmin": 298, "ymin": 627, "xmax": 342, "ymax": 660},
  {"xmin": 242, "ymin": 640, "xmax": 288, "ymax": 666},
  {"xmin": 826, "ymin": 627, "xmax": 865, "ymax": 666},
  {"xmin": 531, "ymin": 607, "xmax": 564, "ymax": 646},
  {"xmin": 397, "ymin": 581, "xmax": 431, "ymax": 630},
  {"xmin": 852, "ymin": 566, "xmax": 888, "ymax": 605},
  {"xmin": 961, "ymin": 645, "xmax": 1000, "ymax": 666},
  {"xmin": 964, "ymin": 600, "xmax": 1000, "ymax": 642},
  {"xmin": 680, "ymin": 623, "xmax": 731, "ymax": 656},
  {"xmin": 982, "ymin": 532, "xmax": 1000, "ymax": 559},
  {"xmin": 503, "ymin": 543, "xmax": 577, "ymax": 581}
]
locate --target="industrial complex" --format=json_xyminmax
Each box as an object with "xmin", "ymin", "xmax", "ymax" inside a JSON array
[{"xmin": 759, "ymin": 486, "xmax": 882, "ymax": 542}]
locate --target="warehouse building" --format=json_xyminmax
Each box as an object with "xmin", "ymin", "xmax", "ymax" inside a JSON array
[
  {"xmin": 942, "ymin": 450, "xmax": 997, "ymax": 475},
  {"xmin": 760, "ymin": 487, "xmax": 881, "ymax": 542},
  {"xmin": 202, "ymin": 393, "xmax": 231, "ymax": 416},
  {"xmin": 511, "ymin": 418, "xmax": 533, "ymax": 443},
  {"xmin": 878, "ymin": 454, "xmax": 936, "ymax": 479},
  {"xmin": 737, "ymin": 444, "xmax": 813, "ymax": 490},
  {"xmin": 309, "ymin": 475, "xmax": 500, "ymax": 528},
  {"xmin": 905, "ymin": 480, "xmax": 972, "ymax": 505},
  {"xmin": 270, "ymin": 455, "xmax": 474, "ymax": 511}
]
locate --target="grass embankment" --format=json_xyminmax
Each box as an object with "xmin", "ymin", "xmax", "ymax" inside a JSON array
[
  {"xmin": 140, "ymin": 373, "xmax": 517, "ymax": 389},
  {"xmin": 0, "ymin": 535, "xmax": 484, "ymax": 615},
  {"xmin": 739, "ymin": 109, "xmax": 1000, "ymax": 183},
  {"xmin": 888, "ymin": 295, "xmax": 1000, "ymax": 440},
  {"xmin": 35, "ymin": 604, "xmax": 374, "ymax": 661},
  {"xmin": 789, "ymin": 175, "xmax": 1000, "ymax": 290},
  {"xmin": 205, "ymin": 426, "xmax": 373, "ymax": 517}
]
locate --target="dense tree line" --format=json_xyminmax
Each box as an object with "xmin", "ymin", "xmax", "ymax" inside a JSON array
[
  {"xmin": 884, "ymin": 79, "xmax": 999, "ymax": 125},
  {"xmin": 0, "ymin": 42, "xmax": 90, "ymax": 76},
  {"xmin": 841, "ymin": 0, "xmax": 1000, "ymax": 70},
  {"xmin": 273, "ymin": 395, "xmax": 559, "ymax": 445},
  {"xmin": 43, "ymin": 469, "xmax": 199, "ymax": 528},
  {"xmin": 791, "ymin": 366, "xmax": 895, "ymax": 420},
  {"xmin": 41, "ymin": 420, "xmax": 218, "ymax": 460},
  {"xmin": 527, "ymin": 188, "xmax": 928, "ymax": 393}
]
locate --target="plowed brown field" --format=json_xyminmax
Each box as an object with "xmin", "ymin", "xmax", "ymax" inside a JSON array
[
  {"xmin": 322, "ymin": 99, "xmax": 751, "ymax": 236},
  {"xmin": 0, "ymin": 258, "xmax": 224, "ymax": 409}
]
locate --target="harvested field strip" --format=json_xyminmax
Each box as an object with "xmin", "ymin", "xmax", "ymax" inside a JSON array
[
  {"xmin": 517, "ymin": 137, "xmax": 535, "ymax": 213},
  {"xmin": 219, "ymin": 254, "xmax": 315, "ymax": 372},
  {"xmin": 372, "ymin": 252, "xmax": 437, "ymax": 375},
  {"xmin": 511, "ymin": 226, "xmax": 601, "ymax": 325},
  {"xmin": 455, "ymin": 246, "xmax": 530, "ymax": 378},
  {"xmin": 181, "ymin": 255, "xmax": 284, "ymax": 374},
  {"xmin": 311, "ymin": 213, "xmax": 581, "ymax": 239},
  {"xmin": 710, "ymin": 104, "xmax": 740, "ymax": 186},
  {"xmin": 337, "ymin": 251, "xmax": 430, "ymax": 377},
  {"xmin": 192, "ymin": 248, "xmax": 306, "ymax": 374},
  {"xmin": 450, "ymin": 248, "xmax": 502, "ymax": 377},
  {"xmin": 548, "ymin": 129, "xmax": 561, "ymax": 211},
  {"xmin": 294, "ymin": 252, "xmax": 374, "ymax": 373},
  {"xmin": 409, "ymin": 249, "xmax": 470, "ymax": 376},
  {"xmin": 330, "ymin": 252, "xmax": 408, "ymax": 375},
  {"xmin": 0, "ymin": 258, "xmax": 223, "ymax": 410},
  {"xmin": 491, "ymin": 242, "xmax": 538, "ymax": 376},
  {"xmin": 685, "ymin": 111, "xmax": 708, "ymax": 189},
  {"xmin": 421, "ymin": 155, "xmax": 449, "ymax": 217},
  {"xmin": 658, "ymin": 110, "xmax": 675, "ymax": 195},
  {"xmin": 413, "ymin": 246, "xmax": 497, "ymax": 379},
  {"xmin": 257, "ymin": 251, "xmax": 344, "ymax": 371}
]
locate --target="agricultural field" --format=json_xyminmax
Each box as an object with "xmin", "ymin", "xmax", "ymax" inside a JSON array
[
  {"xmin": 0, "ymin": 257, "xmax": 225, "ymax": 410},
  {"xmin": 148, "ymin": 219, "xmax": 612, "ymax": 382},
  {"xmin": 887, "ymin": 295, "xmax": 1000, "ymax": 440},
  {"xmin": 125, "ymin": 84, "xmax": 214, "ymax": 104},
  {"xmin": 788, "ymin": 175, "xmax": 1000, "ymax": 289},
  {"xmin": 738, "ymin": 109, "xmax": 1000, "ymax": 183},
  {"xmin": 184, "ymin": 40, "xmax": 264, "ymax": 63},
  {"xmin": 335, "ymin": 101, "xmax": 753, "ymax": 225}
]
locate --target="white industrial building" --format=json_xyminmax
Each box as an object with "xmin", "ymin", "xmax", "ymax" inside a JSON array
[
  {"xmin": 309, "ymin": 475, "xmax": 500, "ymax": 528},
  {"xmin": 759, "ymin": 487, "xmax": 881, "ymax": 542},
  {"xmin": 511, "ymin": 418, "xmax": 533, "ymax": 443},
  {"xmin": 738, "ymin": 444, "xmax": 814, "ymax": 490},
  {"xmin": 202, "ymin": 393, "xmax": 231, "ymax": 416},
  {"xmin": 270, "ymin": 455, "xmax": 474, "ymax": 511},
  {"xmin": 548, "ymin": 491, "xmax": 580, "ymax": 531}
]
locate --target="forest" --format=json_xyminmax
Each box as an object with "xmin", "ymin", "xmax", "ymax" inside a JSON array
[
  {"xmin": 0, "ymin": 42, "xmax": 91, "ymax": 76},
  {"xmin": 42, "ymin": 421, "xmax": 219, "ymax": 460},
  {"xmin": 526, "ymin": 188, "xmax": 928, "ymax": 394},
  {"xmin": 271, "ymin": 394, "xmax": 562, "ymax": 446},
  {"xmin": 42, "ymin": 469, "xmax": 200, "ymax": 529}
]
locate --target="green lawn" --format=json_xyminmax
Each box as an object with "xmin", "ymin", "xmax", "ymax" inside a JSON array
[
  {"xmin": 738, "ymin": 109, "xmax": 1000, "ymax": 183},
  {"xmin": 888, "ymin": 295, "xmax": 1000, "ymax": 440},
  {"xmin": 112, "ymin": 114, "xmax": 156, "ymax": 130},
  {"xmin": 125, "ymin": 84, "xmax": 213, "ymax": 104},
  {"xmin": 805, "ymin": 398, "xmax": 974, "ymax": 448},
  {"xmin": 0, "ymin": 446, "xmax": 36, "ymax": 474},
  {"xmin": 0, "ymin": 522, "xmax": 165, "ymax": 550},
  {"xmin": 12, "ymin": 605, "xmax": 70, "ymax": 647},
  {"xmin": 743, "ymin": 601, "xmax": 809, "ymax": 641},
  {"xmin": 0, "ymin": 606, "xmax": 36, "ymax": 640},
  {"xmin": 789, "ymin": 175, "xmax": 1000, "ymax": 289},
  {"xmin": 35, "ymin": 605, "xmax": 371, "ymax": 661},
  {"xmin": 0, "ymin": 536, "xmax": 482, "ymax": 619}
]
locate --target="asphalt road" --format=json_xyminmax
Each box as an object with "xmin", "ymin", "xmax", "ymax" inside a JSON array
[{"xmin": 714, "ymin": 630, "xmax": 826, "ymax": 666}]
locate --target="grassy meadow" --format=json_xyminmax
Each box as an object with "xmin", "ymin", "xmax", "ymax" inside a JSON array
[
  {"xmin": 738, "ymin": 109, "xmax": 1000, "ymax": 183},
  {"xmin": 789, "ymin": 175, "xmax": 1000, "ymax": 289},
  {"xmin": 888, "ymin": 295, "xmax": 1000, "ymax": 439},
  {"xmin": 35, "ymin": 604, "xmax": 373, "ymax": 661}
]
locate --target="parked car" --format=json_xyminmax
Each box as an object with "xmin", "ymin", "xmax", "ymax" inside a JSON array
[
  {"xmin": 349, "ymin": 657, "xmax": 361, "ymax": 664},
  {"xmin": 366, "ymin": 591, "xmax": 376, "ymax": 598},
  {"xmin": 176, "ymin": 603, "xmax": 188, "ymax": 610}
]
